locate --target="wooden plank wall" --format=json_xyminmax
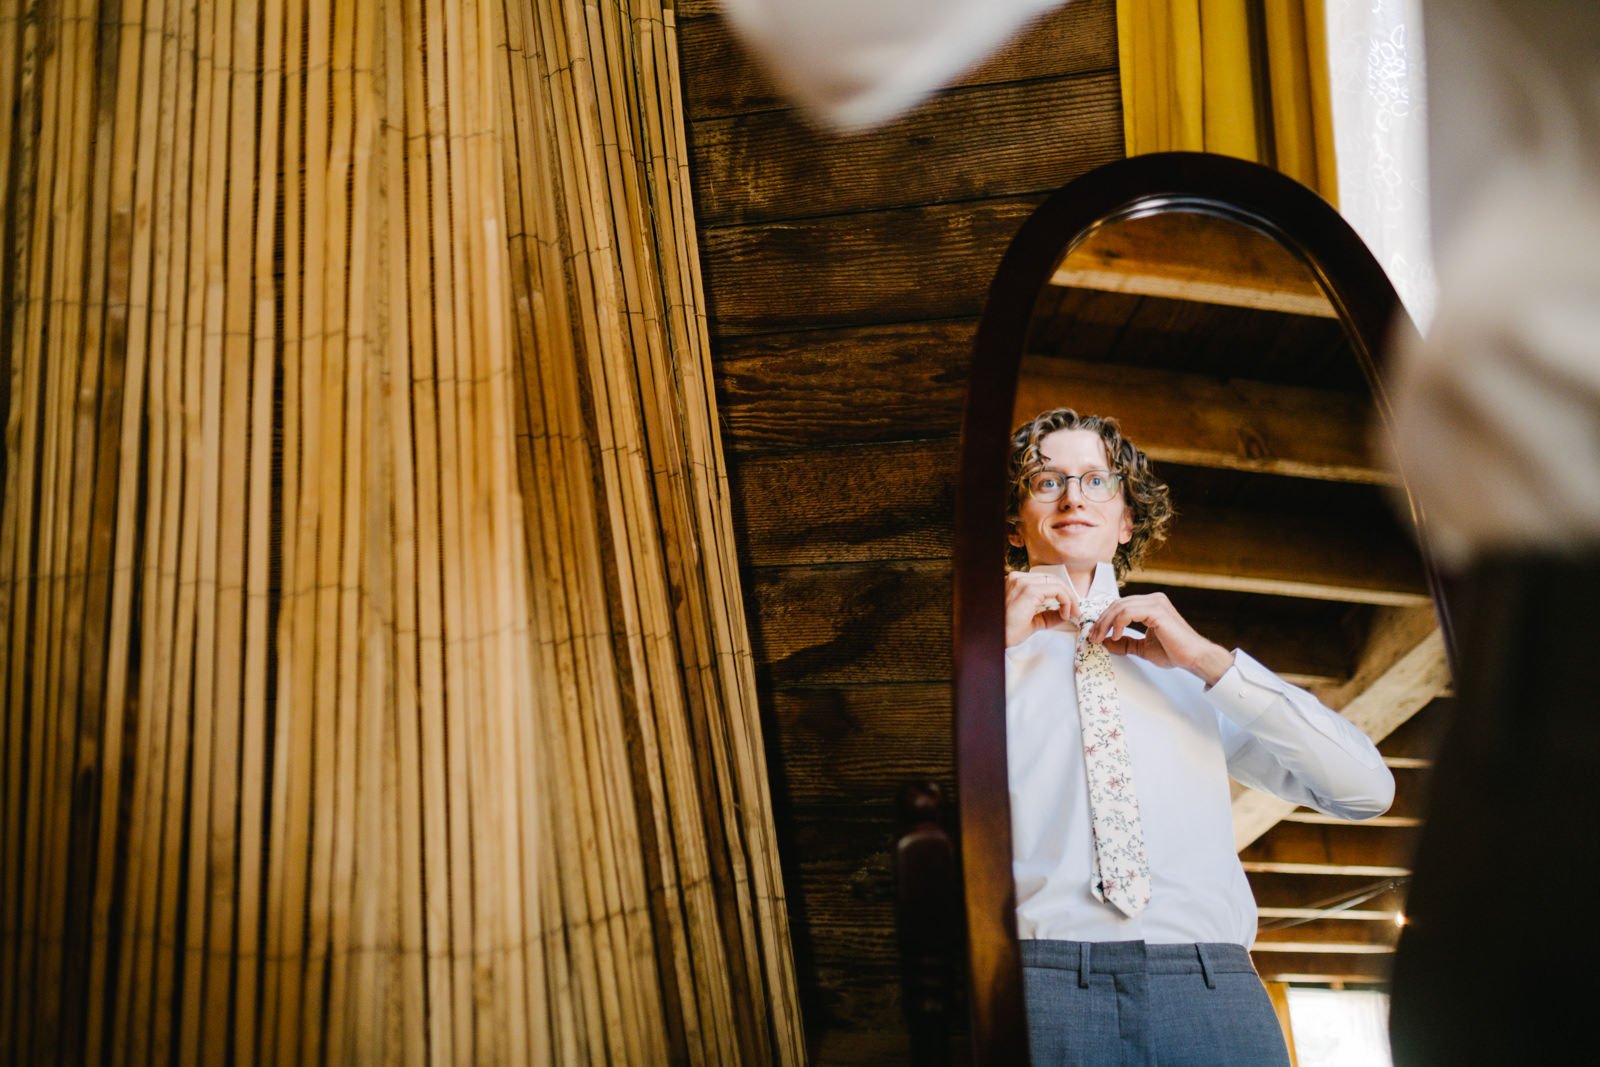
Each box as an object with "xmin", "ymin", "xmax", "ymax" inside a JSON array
[{"xmin": 675, "ymin": 1, "xmax": 1125, "ymax": 1057}]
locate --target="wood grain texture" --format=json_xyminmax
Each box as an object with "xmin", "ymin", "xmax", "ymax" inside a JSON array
[
  {"xmin": 1253, "ymin": 919, "xmax": 1401, "ymax": 949},
  {"xmin": 732, "ymin": 440, "xmax": 960, "ymax": 566},
  {"xmin": 1134, "ymin": 507, "xmax": 1432, "ymax": 605},
  {"xmin": 690, "ymin": 72, "xmax": 1122, "ymax": 226},
  {"xmin": 1017, "ymin": 355, "xmax": 1390, "ymax": 483},
  {"xmin": 1239, "ymin": 823, "xmax": 1420, "ymax": 875},
  {"xmin": 700, "ymin": 196, "xmax": 1043, "ymax": 335},
  {"xmin": 677, "ymin": 0, "xmax": 1119, "ymax": 118},
  {"xmin": 771, "ymin": 684, "xmax": 954, "ymax": 804},
  {"xmin": 1247, "ymin": 872, "xmax": 1409, "ymax": 914},
  {"xmin": 1030, "ymin": 284, "xmax": 1361, "ymax": 390},
  {"xmin": 747, "ymin": 561, "xmax": 954, "ymax": 687},
  {"xmin": 712, "ymin": 319, "xmax": 974, "ymax": 454},
  {"xmin": 1050, "ymin": 208, "xmax": 1337, "ymax": 316},
  {"xmin": 1251, "ymin": 952, "xmax": 1393, "ymax": 983},
  {"xmin": 1378, "ymin": 698, "xmax": 1452, "ymax": 763}
]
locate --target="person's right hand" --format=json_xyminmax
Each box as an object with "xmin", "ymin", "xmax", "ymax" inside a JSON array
[{"xmin": 1004, "ymin": 570, "xmax": 1078, "ymax": 648}]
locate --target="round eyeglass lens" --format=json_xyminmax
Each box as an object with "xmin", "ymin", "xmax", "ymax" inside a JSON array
[{"xmin": 1027, "ymin": 470, "xmax": 1120, "ymax": 503}]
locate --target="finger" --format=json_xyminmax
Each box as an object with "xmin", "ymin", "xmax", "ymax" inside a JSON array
[
  {"xmin": 1090, "ymin": 603, "xmax": 1127, "ymax": 642},
  {"xmin": 1101, "ymin": 634, "xmax": 1144, "ymax": 658},
  {"xmin": 1099, "ymin": 596, "xmax": 1158, "ymax": 641}
]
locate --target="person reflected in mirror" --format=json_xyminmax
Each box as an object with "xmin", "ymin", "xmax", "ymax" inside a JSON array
[{"xmin": 1004, "ymin": 407, "xmax": 1395, "ymax": 1066}]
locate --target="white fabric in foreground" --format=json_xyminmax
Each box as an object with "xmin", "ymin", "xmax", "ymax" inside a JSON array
[
  {"xmin": 717, "ymin": 0, "xmax": 1067, "ymax": 131},
  {"xmin": 1389, "ymin": 0, "xmax": 1600, "ymax": 565}
]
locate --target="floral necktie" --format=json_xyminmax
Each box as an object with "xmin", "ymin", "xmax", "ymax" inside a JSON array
[{"xmin": 1075, "ymin": 595, "xmax": 1152, "ymax": 917}]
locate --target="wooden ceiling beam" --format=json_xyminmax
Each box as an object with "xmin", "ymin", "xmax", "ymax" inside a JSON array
[
  {"xmin": 1378, "ymin": 697, "xmax": 1454, "ymax": 764},
  {"xmin": 1257, "ymin": 907, "xmax": 1398, "ymax": 922},
  {"xmin": 1049, "ymin": 209, "xmax": 1338, "ymax": 317},
  {"xmin": 1242, "ymin": 860, "xmax": 1411, "ymax": 877},
  {"xmin": 1246, "ymin": 872, "xmax": 1409, "ymax": 914},
  {"xmin": 1252, "ymin": 952, "xmax": 1393, "ymax": 984},
  {"xmin": 1016, "ymin": 355, "xmax": 1390, "ymax": 484},
  {"xmin": 1254, "ymin": 920, "xmax": 1401, "ymax": 950},
  {"xmin": 1133, "ymin": 511, "xmax": 1432, "ymax": 606},
  {"xmin": 1234, "ymin": 608, "xmax": 1450, "ymax": 847},
  {"xmin": 1238, "ymin": 823, "xmax": 1419, "ymax": 873}
]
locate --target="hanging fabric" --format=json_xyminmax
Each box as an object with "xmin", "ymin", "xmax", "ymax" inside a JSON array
[{"xmin": 1117, "ymin": 0, "xmax": 1340, "ymax": 203}]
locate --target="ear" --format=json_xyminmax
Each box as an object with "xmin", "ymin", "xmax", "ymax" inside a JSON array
[
  {"xmin": 1007, "ymin": 522, "xmax": 1024, "ymax": 548},
  {"xmin": 1118, "ymin": 508, "xmax": 1134, "ymax": 545}
]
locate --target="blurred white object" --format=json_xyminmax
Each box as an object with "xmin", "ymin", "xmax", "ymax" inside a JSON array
[
  {"xmin": 1389, "ymin": 0, "xmax": 1600, "ymax": 565},
  {"xmin": 719, "ymin": 0, "xmax": 1067, "ymax": 131}
]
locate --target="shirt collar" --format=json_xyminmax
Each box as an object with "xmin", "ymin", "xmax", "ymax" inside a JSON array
[{"xmin": 1088, "ymin": 561, "xmax": 1120, "ymax": 601}]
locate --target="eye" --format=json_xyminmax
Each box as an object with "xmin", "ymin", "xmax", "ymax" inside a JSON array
[
  {"xmin": 1085, "ymin": 472, "xmax": 1112, "ymax": 491},
  {"xmin": 1031, "ymin": 473, "xmax": 1063, "ymax": 494}
]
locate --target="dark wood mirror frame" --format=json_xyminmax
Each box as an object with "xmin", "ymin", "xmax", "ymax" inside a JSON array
[{"xmin": 951, "ymin": 151, "xmax": 1458, "ymax": 1064}]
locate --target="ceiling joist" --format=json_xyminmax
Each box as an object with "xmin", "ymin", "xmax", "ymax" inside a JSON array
[
  {"xmin": 1233, "ymin": 607, "xmax": 1450, "ymax": 847},
  {"xmin": 1133, "ymin": 512, "xmax": 1432, "ymax": 607},
  {"xmin": 1016, "ymin": 356, "xmax": 1391, "ymax": 484},
  {"xmin": 1050, "ymin": 210, "xmax": 1339, "ymax": 318}
]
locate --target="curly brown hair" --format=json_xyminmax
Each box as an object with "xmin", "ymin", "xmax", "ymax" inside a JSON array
[{"xmin": 1005, "ymin": 407, "xmax": 1174, "ymax": 577}]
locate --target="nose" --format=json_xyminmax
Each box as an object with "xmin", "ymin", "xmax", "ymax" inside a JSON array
[{"xmin": 1057, "ymin": 478, "xmax": 1087, "ymax": 507}]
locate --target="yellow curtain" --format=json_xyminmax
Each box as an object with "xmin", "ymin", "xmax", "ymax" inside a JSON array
[
  {"xmin": 1117, "ymin": 0, "xmax": 1339, "ymax": 204},
  {"xmin": 0, "ymin": 0, "xmax": 801, "ymax": 1062}
]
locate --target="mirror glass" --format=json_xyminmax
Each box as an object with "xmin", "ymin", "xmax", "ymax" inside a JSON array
[{"xmin": 1002, "ymin": 206, "xmax": 1450, "ymax": 1040}]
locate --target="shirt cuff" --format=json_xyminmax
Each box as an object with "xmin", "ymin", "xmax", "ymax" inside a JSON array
[{"xmin": 1204, "ymin": 649, "xmax": 1288, "ymax": 730}]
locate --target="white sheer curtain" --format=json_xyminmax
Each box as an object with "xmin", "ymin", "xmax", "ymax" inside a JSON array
[{"xmin": 1325, "ymin": 0, "xmax": 1436, "ymax": 328}]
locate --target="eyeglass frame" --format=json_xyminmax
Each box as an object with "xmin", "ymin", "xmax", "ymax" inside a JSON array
[{"xmin": 1024, "ymin": 468, "xmax": 1123, "ymax": 504}]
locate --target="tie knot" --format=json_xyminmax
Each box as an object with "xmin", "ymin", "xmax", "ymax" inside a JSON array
[{"xmin": 1078, "ymin": 594, "xmax": 1115, "ymax": 626}]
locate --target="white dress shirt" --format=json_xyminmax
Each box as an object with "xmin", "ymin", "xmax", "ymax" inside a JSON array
[{"xmin": 1006, "ymin": 563, "xmax": 1394, "ymax": 947}]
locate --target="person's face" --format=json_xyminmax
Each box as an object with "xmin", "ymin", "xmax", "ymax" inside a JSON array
[{"xmin": 1008, "ymin": 428, "xmax": 1134, "ymax": 571}]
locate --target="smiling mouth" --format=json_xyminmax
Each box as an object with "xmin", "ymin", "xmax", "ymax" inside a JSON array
[{"xmin": 1052, "ymin": 520, "xmax": 1096, "ymax": 530}]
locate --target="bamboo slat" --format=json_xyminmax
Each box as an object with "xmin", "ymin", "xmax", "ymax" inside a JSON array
[
  {"xmin": 261, "ymin": 0, "xmax": 305, "ymax": 1055},
  {"xmin": 82, "ymin": 0, "xmax": 162, "ymax": 1055},
  {"xmin": 1, "ymin": 6, "xmax": 49, "ymax": 1055},
  {"xmin": 0, "ymin": 1, "xmax": 803, "ymax": 1062},
  {"xmin": 31, "ymin": 0, "xmax": 96, "ymax": 1055},
  {"xmin": 235, "ymin": 0, "xmax": 282, "ymax": 1055}
]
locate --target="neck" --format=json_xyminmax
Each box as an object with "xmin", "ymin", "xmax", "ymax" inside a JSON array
[{"xmin": 1068, "ymin": 565, "xmax": 1097, "ymax": 598}]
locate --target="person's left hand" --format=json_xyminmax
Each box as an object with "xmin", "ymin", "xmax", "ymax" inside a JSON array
[{"xmin": 1085, "ymin": 592, "xmax": 1235, "ymax": 686}]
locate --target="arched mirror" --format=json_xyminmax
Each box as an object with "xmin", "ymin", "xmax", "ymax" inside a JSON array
[{"xmin": 952, "ymin": 153, "xmax": 1456, "ymax": 1063}]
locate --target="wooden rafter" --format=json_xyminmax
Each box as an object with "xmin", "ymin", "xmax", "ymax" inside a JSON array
[
  {"xmin": 1049, "ymin": 210, "xmax": 1338, "ymax": 317},
  {"xmin": 1252, "ymin": 953, "xmax": 1393, "ymax": 983},
  {"xmin": 1016, "ymin": 356, "xmax": 1390, "ymax": 484},
  {"xmin": 1233, "ymin": 607, "xmax": 1450, "ymax": 847},
  {"xmin": 1133, "ymin": 512, "xmax": 1432, "ymax": 607},
  {"xmin": 1239, "ymin": 823, "xmax": 1418, "ymax": 875}
]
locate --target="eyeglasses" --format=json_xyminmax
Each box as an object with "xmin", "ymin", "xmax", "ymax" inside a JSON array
[{"xmin": 1026, "ymin": 468, "xmax": 1121, "ymax": 503}]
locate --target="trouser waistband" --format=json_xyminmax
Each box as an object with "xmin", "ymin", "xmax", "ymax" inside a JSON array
[{"xmin": 1020, "ymin": 940, "xmax": 1256, "ymax": 989}]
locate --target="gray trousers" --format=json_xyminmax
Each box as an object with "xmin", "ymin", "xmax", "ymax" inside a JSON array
[{"xmin": 1021, "ymin": 940, "xmax": 1291, "ymax": 1066}]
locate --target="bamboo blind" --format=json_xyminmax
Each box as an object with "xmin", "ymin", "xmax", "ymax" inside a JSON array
[{"xmin": 0, "ymin": 0, "xmax": 803, "ymax": 1062}]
